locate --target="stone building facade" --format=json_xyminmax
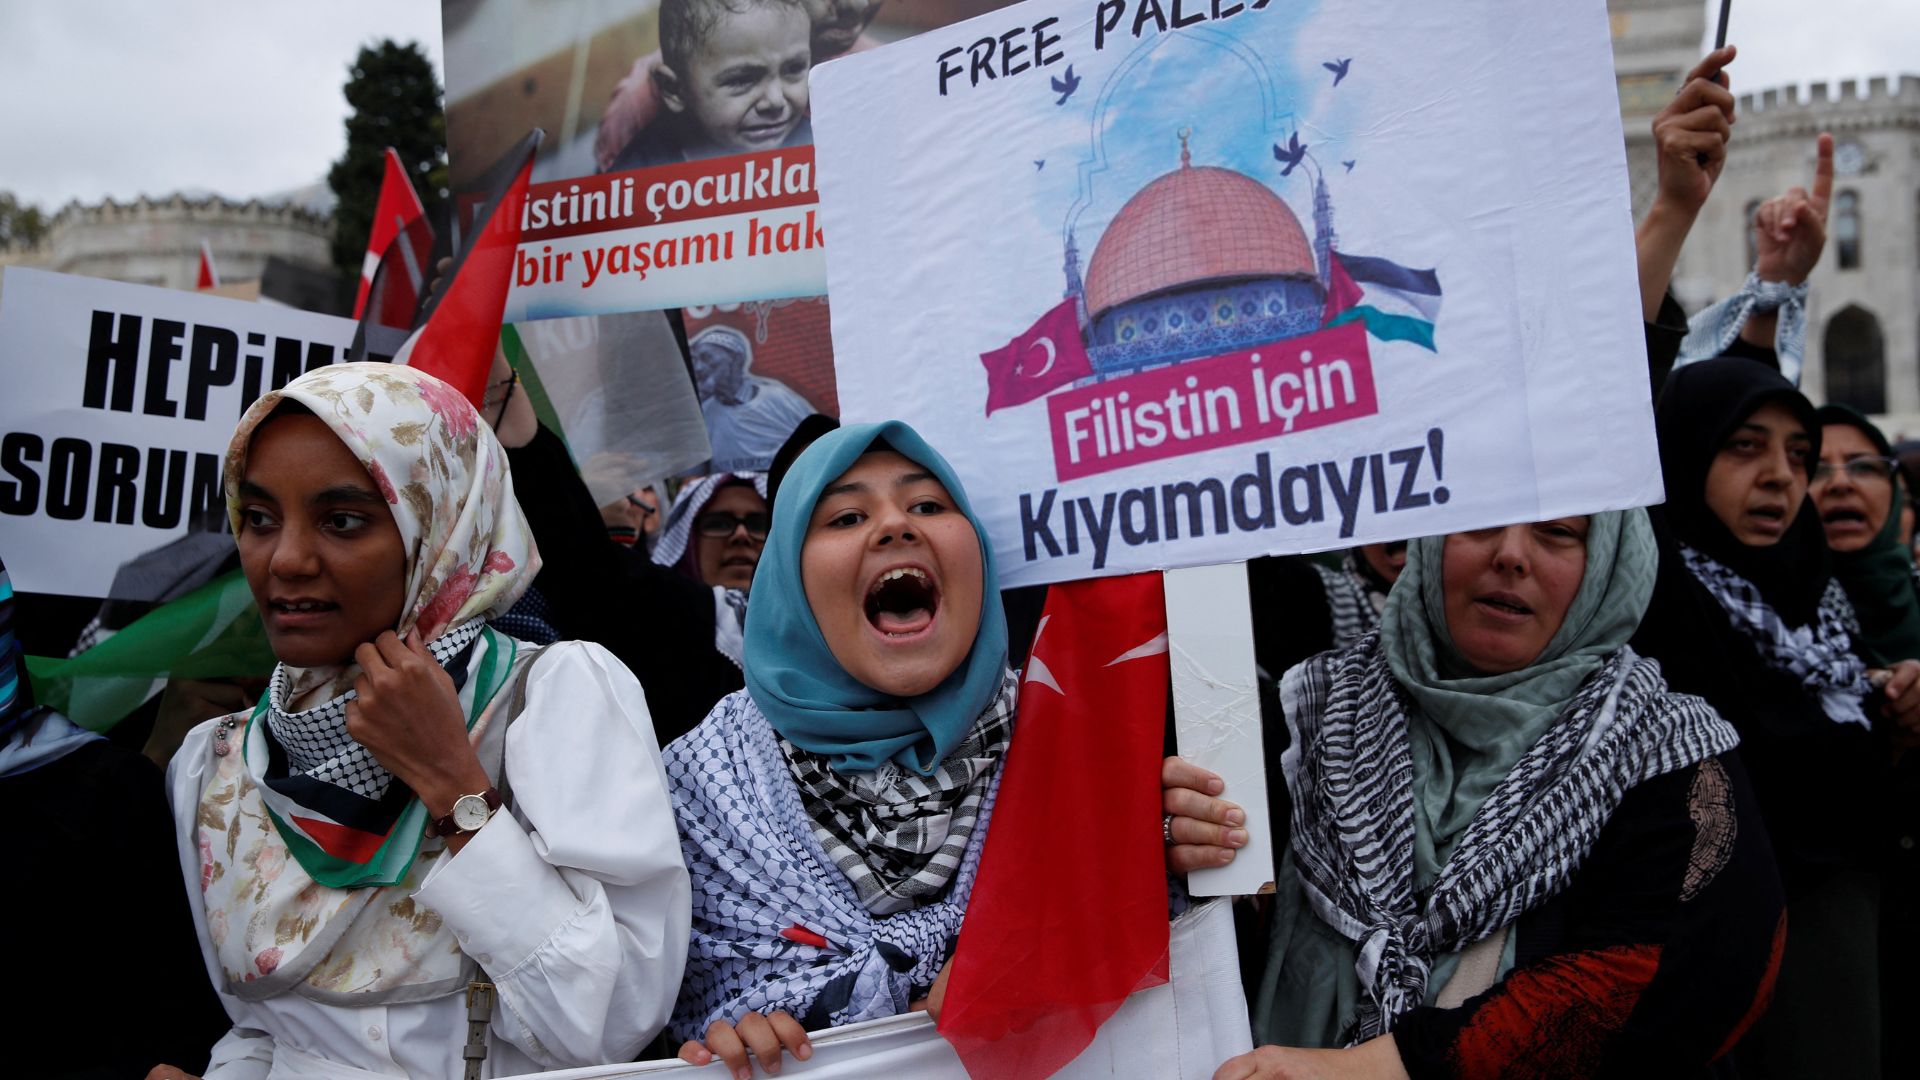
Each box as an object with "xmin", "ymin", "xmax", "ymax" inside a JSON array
[
  {"xmin": 1612, "ymin": 0, "xmax": 1920, "ymax": 432},
  {"xmin": 0, "ymin": 192, "xmax": 335, "ymax": 309}
]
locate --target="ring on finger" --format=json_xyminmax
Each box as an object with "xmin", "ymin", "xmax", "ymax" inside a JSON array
[{"xmin": 1163, "ymin": 813, "xmax": 1177, "ymax": 846}]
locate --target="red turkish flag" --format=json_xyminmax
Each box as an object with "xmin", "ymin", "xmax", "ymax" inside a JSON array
[
  {"xmin": 353, "ymin": 148, "xmax": 432, "ymax": 321},
  {"xmin": 979, "ymin": 299, "xmax": 1094, "ymax": 415},
  {"xmin": 940, "ymin": 573, "xmax": 1171, "ymax": 1080},
  {"xmin": 195, "ymin": 240, "xmax": 219, "ymax": 290}
]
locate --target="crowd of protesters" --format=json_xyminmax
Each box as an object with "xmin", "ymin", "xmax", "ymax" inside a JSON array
[{"xmin": 3, "ymin": 39, "xmax": 1915, "ymax": 1080}]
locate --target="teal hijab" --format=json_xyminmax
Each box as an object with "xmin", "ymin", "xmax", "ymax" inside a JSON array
[
  {"xmin": 743, "ymin": 421, "xmax": 1008, "ymax": 775},
  {"xmin": 1815, "ymin": 404, "xmax": 1920, "ymax": 667},
  {"xmin": 1382, "ymin": 509, "xmax": 1659, "ymax": 883}
]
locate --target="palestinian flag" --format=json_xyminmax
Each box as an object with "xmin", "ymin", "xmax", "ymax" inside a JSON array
[
  {"xmin": 1323, "ymin": 251, "xmax": 1443, "ymax": 350},
  {"xmin": 249, "ymin": 627, "xmax": 515, "ymax": 888},
  {"xmin": 26, "ymin": 568, "xmax": 274, "ymax": 732}
]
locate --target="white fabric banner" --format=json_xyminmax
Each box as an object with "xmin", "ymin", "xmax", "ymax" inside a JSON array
[
  {"xmin": 502, "ymin": 899, "xmax": 1251, "ymax": 1079},
  {"xmin": 810, "ymin": 0, "xmax": 1660, "ymax": 588},
  {"xmin": 0, "ymin": 268, "xmax": 356, "ymax": 597}
]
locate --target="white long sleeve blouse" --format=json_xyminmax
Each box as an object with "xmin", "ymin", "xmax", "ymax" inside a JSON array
[{"xmin": 166, "ymin": 639, "xmax": 691, "ymax": 1079}]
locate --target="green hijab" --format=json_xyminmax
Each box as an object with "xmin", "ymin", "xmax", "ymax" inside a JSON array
[
  {"xmin": 1256, "ymin": 510, "xmax": 1659, "ymax": 1048},
  {"xmin": 1382, "ymin": 510, "xmax": 1660, "ymax": 884},
  {"xmin": 1815, "ymin": 404, "xmax": 1920, "ymax": 667}
]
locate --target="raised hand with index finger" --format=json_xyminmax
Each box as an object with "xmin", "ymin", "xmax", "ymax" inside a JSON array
[{"xmin": 1753, "ymin": 132, "xmax": 1833, "ymax": 285}]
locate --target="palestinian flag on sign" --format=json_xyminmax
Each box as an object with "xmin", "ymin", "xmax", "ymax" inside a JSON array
[{"xmin": 1323, "ymin": 251, "xmax": 1443, "ymax": 351}]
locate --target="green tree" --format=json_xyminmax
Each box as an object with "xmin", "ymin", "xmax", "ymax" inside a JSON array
[
  {"xmin": 0, "ymin": 192, "xmax": 49, "ymax": 252},
  {"xmin": 327, "ymin": 40, "xmax": 448, "ymax": 286}
]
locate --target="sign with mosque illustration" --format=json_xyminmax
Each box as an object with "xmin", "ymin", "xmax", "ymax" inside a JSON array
[{"xmin": 812, "ymin": 0, "xmax": 1662, "ymax": 587}]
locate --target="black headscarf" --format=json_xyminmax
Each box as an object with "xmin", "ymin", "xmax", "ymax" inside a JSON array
[{"xmin": 1656, "ymin": 358, "xmax": 1829, "ymax": 625}]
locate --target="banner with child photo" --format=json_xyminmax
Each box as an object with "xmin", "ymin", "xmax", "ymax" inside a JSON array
[
  {"xmin": 442, "ymin": 0, "xmax": 1019, "ymax": 476},
  {"xmin": 443, "ymin": 0, "xmax": 1019, "ymax": 318},
  {"xmin": 811, "ymin": 0, "xmax": 1665, "ymax": 587}
]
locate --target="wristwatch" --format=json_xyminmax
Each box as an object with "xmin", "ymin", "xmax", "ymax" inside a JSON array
[{"xmin": 427, "ymin": 788, "xmax": 502, "ymax": 839}]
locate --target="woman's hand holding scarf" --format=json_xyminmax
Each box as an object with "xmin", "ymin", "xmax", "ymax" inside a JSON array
[
  {"xmin": 347, "ymin": 630, "xmax": 491, "ymax": 853},
  {"xmin": 677, "ymin": 1010, "xmax": 812, "ymax": 1078},
  {"xmin": 1162, "ymin": 756, "xmax": 1249, "ymax": 875},
  {"xmin": 1212, "ymin": 1037, "xmax": 1409, "ymax": 1080}
]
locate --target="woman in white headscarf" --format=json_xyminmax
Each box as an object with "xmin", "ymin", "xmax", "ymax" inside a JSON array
[{"xmin": 149, "ymin": 363, "xmax": 689, "ymax": 1080}]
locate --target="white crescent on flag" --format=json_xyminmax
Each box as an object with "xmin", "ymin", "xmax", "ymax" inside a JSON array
[{"xmin": 1025, "ymin": 336, "xmax": 1057, "ymax": 378}]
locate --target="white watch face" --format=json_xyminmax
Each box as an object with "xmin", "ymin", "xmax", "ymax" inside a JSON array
[
  {"xmin": 1835, "ymin": 141, "xmax": 1865, "ymax": 176},
  {"xmin": 451, "ymin": 794, "xmax": 493, "ymax": 833}
]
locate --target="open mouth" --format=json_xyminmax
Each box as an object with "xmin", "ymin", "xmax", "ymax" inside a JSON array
[
  {"xmin": 1822, "ymin": 506, "xmax": 1868, "ymax": 527},
  {"xmin": 865, "ymin": 566, "xmax": 940, "ymax": 638},
  {"xmin": 1748, "ymin": 505, "xmax": 1789, "ymax": 530},
  {"xmin": 740, "ymin": 123, "xmax": 791, "ymax": 143}
]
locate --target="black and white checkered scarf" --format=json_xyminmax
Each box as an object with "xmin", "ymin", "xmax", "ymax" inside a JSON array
[
  {"xmin": 780, "ymin": 670, "xmax": 1017, "ymax": 916},
  {"xmin": 1281, "ymin": 635, "xmax": 1738, "ymax": 1041},
  {"xmin": 1679, "ymin": 544, "xmax": 1873, "ymax": 729},
  {"xmin": 1315, "ymin": 553, "xmax": 1387, "ymax": 649},
  {"xmin": 265, "ymin": 619, "xmax": 486, "ymax": 800}
]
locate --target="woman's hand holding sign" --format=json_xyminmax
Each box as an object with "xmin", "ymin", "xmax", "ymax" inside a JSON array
[{"xmin": 1162, "ymin": 755, "xmax": 1248, "ymax": 874}]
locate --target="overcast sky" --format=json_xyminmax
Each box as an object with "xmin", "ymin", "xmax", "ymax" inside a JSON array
[{"xmin": 0, "ymin": 0, "xmax": 1914, "ymax": 211}]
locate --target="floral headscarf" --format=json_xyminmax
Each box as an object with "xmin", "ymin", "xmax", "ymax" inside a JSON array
[{"xmin": 224, "ymin": 362, "xmax": 538, "ymax": 699}]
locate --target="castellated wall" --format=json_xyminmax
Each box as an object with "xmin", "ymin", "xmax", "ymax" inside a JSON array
[
  {"xmin": 1625, "ymin": 74, "xmax": 1920, "ymax": 429},
  {"xmin": 0, "ymin": 193, "xmax": 332, "ymax": 295}
]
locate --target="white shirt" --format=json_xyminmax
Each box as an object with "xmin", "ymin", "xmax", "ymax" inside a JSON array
[{"xmin": 167, "ymin": 640, "xmax": 691, "ymax": 1079}]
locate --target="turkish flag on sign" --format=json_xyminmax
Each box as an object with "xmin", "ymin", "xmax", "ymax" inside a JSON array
[
  {"xmin": 940, "ymin": 574, "xmax": 1171, "ymax": 1080},
  {"xmin": 979, "ymin": 299, "xmax": 1094, "ymax": 415}
]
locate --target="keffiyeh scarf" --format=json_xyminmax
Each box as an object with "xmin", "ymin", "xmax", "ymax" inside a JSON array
[
  {"xmin": 665, "ymin": 688, "xmax": 1002, "ymax": 1043},
  {"xmin": 1314, "ymin": 554, "xmax": 1386, "ymax": 649},
  {"xmin": 782, "ymin": 671, "xmax": 1016, "ymax": 916},
  {"xmin": 265, "ymin": 619, "xmax": 484, "ymax": 802},
  {"xmin": 1281, "ymin": 635, "xmax": 1738, "ymax": 1041},
  {"xmin": 1675, "ymin": 272, "xmax": 1809, "ymax": 385},
  {"xmin": 1680, "ymin": 544, "xmax": 1873, "ymax": 728},
  {"xmin": 199, "ymin": 632, "xmax": 540, "ymax": 1004},
  {"xmin": 651, "ymin": 472, "xmax": 769, "ymax": 575}
]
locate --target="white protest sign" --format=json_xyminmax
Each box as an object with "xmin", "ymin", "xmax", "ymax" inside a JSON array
[
  {"xmin": 501, "ymin": 899, "xmax": 1250, "ymax": 1079},
  {"xmin": 0, "ymin": 268, "xmax": 357, "ymax": 597},
  {"xmin": 811, "ymin": 0, "xmax": 1659, "ymax": 587}
]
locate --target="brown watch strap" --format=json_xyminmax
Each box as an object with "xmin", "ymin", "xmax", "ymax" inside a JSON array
[{"xmin": 427, "ymin": 787, "xmax": 503, "ymax": 839}]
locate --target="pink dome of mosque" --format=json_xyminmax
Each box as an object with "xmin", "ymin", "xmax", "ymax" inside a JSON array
[{"xmin": 1083, "ymin": 144, "xmax": 1317, "ymax": 320}]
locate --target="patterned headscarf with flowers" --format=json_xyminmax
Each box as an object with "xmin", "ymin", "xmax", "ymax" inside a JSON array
[
  {"xmin": 222, "ymin": 363, "xmax": 539, "ymax": 878},
  {"xmin": 225, "ymin": 362, "xmax": 538, "ymax": 699}
]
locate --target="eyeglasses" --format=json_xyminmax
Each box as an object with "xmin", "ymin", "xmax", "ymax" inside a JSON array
[
  {"xmin": 1811, "ymin": 457, "xmax": 1898, "ymax": 485},
  {"xmin": 695, "ymin": 511, "xmax": 771, "ymax": 539}
]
